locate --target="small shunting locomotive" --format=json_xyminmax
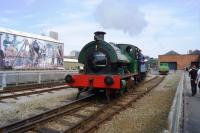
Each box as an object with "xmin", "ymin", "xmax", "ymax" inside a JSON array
[
  {"xmin": 65, "ymin": 31, "xmax": 147, "ymax": 100},
  {"xmin": 159, "ymin": 63, "xmax": 169, "ymax": 75}
]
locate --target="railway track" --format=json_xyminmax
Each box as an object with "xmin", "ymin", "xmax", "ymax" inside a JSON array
[
  {"xmin": 0, "ymin": 76, "xmax": 164, "ymax": 133},
  {"xmin": 0, "ymin": 82, "xmax": 70, "ymax": 100}
]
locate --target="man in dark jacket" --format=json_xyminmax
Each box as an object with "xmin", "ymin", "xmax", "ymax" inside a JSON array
[
  {"xmin": 189, "ymin": 65, "xmax": 198, "ymax": 96},
  {"xmin": 0, "ymin": 49, "xmax": 5, "ymax": 68}
]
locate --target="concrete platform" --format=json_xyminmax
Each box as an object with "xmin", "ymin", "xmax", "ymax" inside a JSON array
[{"xmin": 183, "ymin": 72, "xmax": 200, "ymax": 133}]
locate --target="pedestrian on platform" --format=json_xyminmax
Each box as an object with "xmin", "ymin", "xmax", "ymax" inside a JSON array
[
  {"xmin": 185, "ymin": 67, "xmax": 189, "ymax": 71},
  {"xmin": 196, "ymin": 68, "xmax": 200, "ymax": 92},
  {"xmin": 189, "ymin": 65, "xmax": 198, "ymax": 96}
]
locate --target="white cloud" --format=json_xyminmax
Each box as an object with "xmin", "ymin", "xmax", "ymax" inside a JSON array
[
  {"xmin": 140, "ymin": 6, "xmax": 190, "ymax": 37},
  {"xmin": 26, "ymin": 0, "xmax": 36, "ymax": 5},
  {"xmin": 34, "ymin": 1, "xmax": 199, "ymax": 58},
  {"xmin": 22, "ymin": 14, "xmax": 36, "ymax": 19},
  {"xmin": 134, "ymin": 5, "xmax": 200, "ymax": 56},
  {"xmin": 0, "ymin": 17, "xmax": 10, "ymax": 23},
  {"xmin": 49, "ymin": 4, "xmax": 199, "ymax": 57},
  {"xmin": 82, "ymin": 0, "xmax": 102, "ymax": 7},
  {"xmin": 0, "ymin": 10, "xmax": 17, "ymax": 14},
  {"xmin": 47, "ymin": 18, "xmax": 101, "ymax": 55},
  {"xmin": 94, "ymin": 0, "xmax": 148, "ymax": 36}
]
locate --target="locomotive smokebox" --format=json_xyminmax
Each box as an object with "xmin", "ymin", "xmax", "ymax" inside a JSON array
[{"xmin": 94, "ymin": 31, "xmax": 106, "ymax": 41}]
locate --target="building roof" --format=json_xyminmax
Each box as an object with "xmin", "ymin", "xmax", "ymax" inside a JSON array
[
  {"xmin": 0, "ymin": 27, "xmax": 62, "ymax": 44},
  {"xmin": 164, "ymin": 50, "xmax": 180, "ymax": 55},
  {"xmin": 189, "ymin": 50, "xmax": 200, "ymax": 55}
]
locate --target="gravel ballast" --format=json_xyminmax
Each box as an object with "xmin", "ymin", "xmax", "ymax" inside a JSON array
[
  {"xmin": 97, "ymin": 72, "xmax": 181, "ymax": 133},
  {"xmin": 0, "ymin": 88, "xmax": 78, "ymax": 126}
]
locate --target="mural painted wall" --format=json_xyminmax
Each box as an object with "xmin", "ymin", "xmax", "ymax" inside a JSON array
[{"xmin": 0, "ymin": 33, "xmax": 64, "ymax": 69}]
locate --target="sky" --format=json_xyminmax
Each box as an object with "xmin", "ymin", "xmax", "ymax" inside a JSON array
[{"xmin": 0, "ymin": 0, "xmax": 199, "ymax": 57}]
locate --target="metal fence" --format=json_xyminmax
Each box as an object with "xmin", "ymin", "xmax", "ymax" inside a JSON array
[{"xmin": 0, "ymin": 70, "xmax": 78, "ymax": 89}]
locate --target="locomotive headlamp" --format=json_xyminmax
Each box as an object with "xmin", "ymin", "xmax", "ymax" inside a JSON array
[
  {"xmin": 104, "ymin": 76, "xmax": 114, "ymax": 85},
  {"xmin": 65, "ymin": 75, "xmax": 73, "ymax": 83}
]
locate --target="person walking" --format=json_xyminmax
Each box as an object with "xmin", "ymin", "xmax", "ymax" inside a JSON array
[
  {"xmin": 196, "ymin": 68, "xmax": 200, "ymax": 92},
  {"xmin": 189, "ymin": 65, "xmax": 198, "ymax": 96}
]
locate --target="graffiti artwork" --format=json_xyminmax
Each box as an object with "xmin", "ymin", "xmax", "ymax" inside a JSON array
[{"xmin": 0, "ymin": 33, "xmax": 64, "ymax": 69}]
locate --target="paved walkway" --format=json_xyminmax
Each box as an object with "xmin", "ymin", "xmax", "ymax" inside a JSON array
[{"xmin": 183, "ymin": 72, "xmax": 200, "ymax": 133}]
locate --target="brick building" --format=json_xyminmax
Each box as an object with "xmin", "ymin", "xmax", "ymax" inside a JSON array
[{"xmin": 159, "ymin": 50, "xmax": 200, "ymax": 70}]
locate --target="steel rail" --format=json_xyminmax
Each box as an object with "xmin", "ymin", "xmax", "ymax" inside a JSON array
[
  {"xmin": 0, "ymin": 85, "xmax": 71, "ymax": 100},
  {"xmin": 64, "ymin": 76, "xmax": 165, "ymax": 133},
  {"xmin": 0, "ymin": 82, "xmax": 66, "ymax": 94},
  {"xmin": 0, "ymin": 94, "xmax": 94, "ymax": 133},
  {"xmin": 0, "ymin": 76, "xmax": 164, "ymax": 133}
]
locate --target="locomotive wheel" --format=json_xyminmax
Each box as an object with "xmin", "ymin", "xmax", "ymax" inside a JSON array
[
  {"xmin": 126, "ymin": 78, "xmax": 134, "ymax": 90},
  {"xmin": 105, "ymin": 89, "xmax": 118, "ymax": 102},
  {"xmin": 78, "ymin": 88, "xmax": 83, "ymax": 92},
  {"xmin": 105, "ymin": 89, "xmax": 111, "ymax": 103},
  {"xmin": 119, "ymin": 89, "xmax": 125, "ymax": 96},
  {"xmin": 76, "ymin": 88, "xmax": 87, "ymax": 99},
  {"xmin": 76, "ymin": 88, "xmax": 83, "ymax": 100},
  {"xmin": 134, "ymin": 76, "xmax": 138, "ymax": 85}
]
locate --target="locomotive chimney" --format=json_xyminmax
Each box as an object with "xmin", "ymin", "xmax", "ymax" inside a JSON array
[{"xmin": 94, "ymin": 31, "xmax": 106, "ymax": 41}]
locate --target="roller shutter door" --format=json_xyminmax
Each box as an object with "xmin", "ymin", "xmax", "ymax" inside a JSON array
[{"xmin": 168, "ymin": 62, "xmax": 177, "ymax": 70}]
